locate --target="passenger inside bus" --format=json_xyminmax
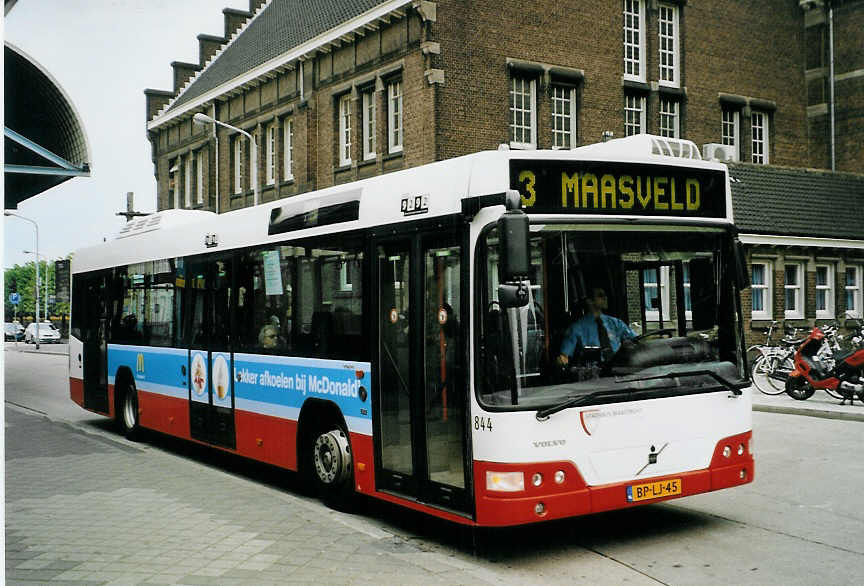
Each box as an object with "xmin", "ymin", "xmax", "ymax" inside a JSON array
[
  {"xmin": 258, "ymin": 324, "xmax": 280, "ymax": 349},
  {"xmin": 556, "ymin": 287, "xmax": 636, "ymax": 366}
]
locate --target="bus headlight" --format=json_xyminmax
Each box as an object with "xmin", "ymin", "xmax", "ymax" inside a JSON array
[
  {"xmin": 486, "ymin": 471, "xmax": 525, "ymax": 492},
  {"xmin": 554, "ymin": 470, "xmax": 566, "ymax": 484},
  {"xmin": 531, "ymin": 473, "xmax": 543, "ymax": 487},
  {"xmin": 722, "ymin": 445, "xmax": 731, "ymax": 458}
]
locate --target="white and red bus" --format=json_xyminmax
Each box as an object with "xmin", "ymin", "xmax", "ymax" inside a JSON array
[{"xmin": 70, "ymin": 134, "xmax": 753, "ymax": 526}]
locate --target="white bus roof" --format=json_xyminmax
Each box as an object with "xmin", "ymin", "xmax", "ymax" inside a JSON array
[{"xmin": 72, "ymin": 136, "xmax": 732, "ymax": 274}]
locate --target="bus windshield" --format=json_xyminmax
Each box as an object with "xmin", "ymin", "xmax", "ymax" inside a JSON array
[{"xmin": 477, "ymin": 224, "xmax": 747, "ymax": 409}]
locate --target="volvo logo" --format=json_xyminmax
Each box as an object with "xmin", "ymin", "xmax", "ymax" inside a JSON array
[
  {"xmin": 636, "ymin": 442, "xmax": 668, "ymax": 476},
  {"xmin": 533, "ymin": 439, "xmax": 566, "ymax": 448}
]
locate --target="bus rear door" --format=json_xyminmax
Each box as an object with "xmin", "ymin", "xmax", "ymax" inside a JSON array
[{"xmin": 184, "ymin": 254, "xmax": 236, "ymax": 449}]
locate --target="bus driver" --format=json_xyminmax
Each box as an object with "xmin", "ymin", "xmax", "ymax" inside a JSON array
[{"xmin": 557, "ymin": 287, "xmax": 636, "ymax": 366}]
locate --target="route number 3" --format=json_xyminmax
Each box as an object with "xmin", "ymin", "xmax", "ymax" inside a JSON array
[{"xmin": 474, "ymin": 416, "xmax": 493, "ymax": 432}]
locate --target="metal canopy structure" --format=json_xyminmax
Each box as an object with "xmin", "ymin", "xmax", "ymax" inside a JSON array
[{"xmin": 4, "ymin": 42, "xmax": 91, "ymax": 208}]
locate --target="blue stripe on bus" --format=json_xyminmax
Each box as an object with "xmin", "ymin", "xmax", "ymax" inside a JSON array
[
  {"xmin": 233, "ymin": 353, "xmax": 372, "ymax": 427},
  {"xmin": 108, "ymin": 345, "xmax": 188, "ymax": 397},
  {"xmin": 106, "ymin": 346, "xmax": 373, "ymax": 433}
]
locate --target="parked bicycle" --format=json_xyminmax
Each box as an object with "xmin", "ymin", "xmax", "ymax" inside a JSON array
[{"xmin": 748, "ymin": 321, "xmax": 802, "ymax": 396}]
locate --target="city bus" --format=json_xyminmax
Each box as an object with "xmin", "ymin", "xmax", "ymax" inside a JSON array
[{"xmin": 69, "ymin": 134, "xmax": 754, "ymax": 527}]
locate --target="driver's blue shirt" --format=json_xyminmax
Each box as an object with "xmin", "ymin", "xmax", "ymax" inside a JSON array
[{"xmin": 560, "ymin": 313, "xmax": 636, "ymax": 357}]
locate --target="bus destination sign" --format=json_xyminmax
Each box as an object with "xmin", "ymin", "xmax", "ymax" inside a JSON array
[{"xmin": 509, "ymin": 160, "xmax": 727, "ymax": 218}]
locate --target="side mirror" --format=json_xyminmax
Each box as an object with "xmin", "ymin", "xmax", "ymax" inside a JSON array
[
  {"xmin": 498, "ymin": 283, "xmax": 529, "ymax": 308},
  {"xmin": 734, "ymin": 239, "xmax": 750, "ymax": 291},
  {"xmin": 498, "ymin": 210, "xmax": 530, "ymax": 282}
]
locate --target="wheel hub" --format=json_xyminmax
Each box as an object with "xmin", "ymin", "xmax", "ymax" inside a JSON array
[{"xmin": 313, "ymin": 430, "xmax": 351, "ymax": 485}]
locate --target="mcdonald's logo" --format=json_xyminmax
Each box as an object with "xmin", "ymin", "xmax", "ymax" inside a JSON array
[{"xmin": 136, "ymin": 353, "xmax": 145, "ymax": 375}]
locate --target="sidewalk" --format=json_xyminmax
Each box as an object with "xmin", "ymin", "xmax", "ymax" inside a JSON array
[
  {"xmin": 750, "ymin": 384, "xmax": 864, "ymax": 422},
  {"xmin": 5, "ymin": 342, "xmax": 69, "ymax": 357}
]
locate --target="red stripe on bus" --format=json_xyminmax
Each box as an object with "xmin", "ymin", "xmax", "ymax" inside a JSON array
[
  {"xmin": 137, "ymin": 389, "xmax": 190, "ymax": 438},
  {"xmin": 70, "ymin": 377, "xmax": 84, "ymax": 406},
  {"xmin": 473, "ymin": 431, "xmax": 754, "ymax": 527}
]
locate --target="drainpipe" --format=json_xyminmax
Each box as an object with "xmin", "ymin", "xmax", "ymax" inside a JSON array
[
  {"xmin": 828, "ymin": 0, "xmax": 836, "ymax": 171},
  {"xmin": 212, "ymin": 103, "xmax": 219, "ymax": 214}
]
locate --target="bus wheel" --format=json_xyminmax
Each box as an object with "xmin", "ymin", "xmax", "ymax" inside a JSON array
[
  {"xmin": 119, "ymin": 381, "xmax": 141, "ymax": 441},
  {"xmin": 310, "ymin": 427, "xmax": 354, "ymax": 506}
]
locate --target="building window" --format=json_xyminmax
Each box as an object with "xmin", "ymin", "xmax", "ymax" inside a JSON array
[
  {"xmin": 338, "ymin": 94, "xmax": 352, "ymax": 167},
  {"xmin": 815, "ymin": 264, "xmax": 834, "ymax": 319},
  {"xmin": 624, "ymin": 94, "xmax": 645, "ymax": 136},
  {"xmin": 659, "ymin": 98, "xmax": 679, "ymax": 138},
  {"xmin": 362, "ymin": 88, "xmax": 377, "ymax": 161},
  {"xmin": 283, "ymin": 118, "xmax": 294, "ymax": 181},
  {"xmin": 184, "ymin": 153, "xmax": 193, "ymax": 208},
  {"xmin": 658, "ymin": 3, "xmax": 679, "ymax": 86},
  {"xmin": 784, "ymin": 263, "xmax": 803, "ymax": 319},
  {"xmin": 751, "ymin": 261, "xmax": 772, "ymax": 319},
  {"xmin": 509, "ymin": 75, "xmax": 536, "ymax": 148},
  {"xmin": 265, "ymin": 122, "xmax": 276, "ymax": 186},
  {"xmin": 722, "ymin": 109, "xmax": 739, "ymax": 160},
  {"xmin": 195, "ymin": 149, "xmax": 204, "ymax": 205},
  {"xmin": 623, "ymin": 0, "xmax": 645, "ymax": 80},
  {"xmin": 846, "ymin": 266, "xmax": 862, "ymax": 318},
  {"xmin": 551, "ymin": 85, "xmax": 577, "ymax": 149},
  {"xmin": 387, "ymin": 80, "xmax": 403, "ymax": 154},
  {"xmin": 232, "ymin": 135, "xmax": 244, "ymax": 195},
  {"xmin": 751, "ymin": 111, "xmax": 769, "ymax": 164},
  {"xmin": 643, "ymin": 267, "xmax": 669, "ymax": 323},
  {"xmin": 170, "ymin": 158, "xmax": 180, "ymax": 209}
]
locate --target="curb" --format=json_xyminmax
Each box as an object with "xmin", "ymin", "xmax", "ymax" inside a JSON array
[{"xmin": 753, "ymin": 403, "xmax": 864, "ymax": 423}]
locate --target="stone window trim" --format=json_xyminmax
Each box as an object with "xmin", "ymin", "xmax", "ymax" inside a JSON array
[
  {"xmin": 658, "ymin": 97, "xmax": 680, "ymax": 138},
  {"xmin": 658, "ymin": 2, "xmax": 681, "ymax": 88},
  {"xmin": 623, "ymin": 0, "xmax": 646, "ymax": 82},
  {"xmin": 336, "ymin": 91, "xmax": 353, "ymax": 168},
  {"xmin": 281, "ymin": 116, "xmax": 294, "ymax": 184},
  {"xmin": 386, "ymin": 78, "xmax": 403, "ymax": 155},
  {"xmin": 845, "ymin": 265, "xmax": 862, "ymax": 319},
  {"xmin": 624, "ymin": 93, "xmax": 646, "ymax": 137},
  {"xmin": 815, "ymin": 263, "xmax": 835, "ymax": 319},
  {"xmin": 750, "ymin": 259, "xmax": 773, "ymax": 321},
  {"xmin": 508, "ymin": 74, "xmax": 536, "ymax": 149},
  {"xmin": 784, "ymin": 262, "xmax": 805, "ymax": 320}
]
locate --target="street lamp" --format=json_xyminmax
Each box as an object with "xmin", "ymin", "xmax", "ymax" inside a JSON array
[
  {"xmin": 23, "ymin": 249, "xmax": 49, "ymax": 322},
  {"xmin": 4, "ymin": 211, "xmax": 40, "ymax": 349},
  {"xmin": 192, "ymin": 112, "xmax": 259, "ymax": 206}
]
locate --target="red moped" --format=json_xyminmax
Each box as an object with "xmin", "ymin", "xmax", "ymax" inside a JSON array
[{"xmin": 785, "ymin": 325, "xmax": 864, "ymax": 404}]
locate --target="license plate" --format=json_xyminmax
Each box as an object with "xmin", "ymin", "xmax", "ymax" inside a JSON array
[{"xmin": 626, "ymin": 478, "xmax": 682, "ymax": 502}]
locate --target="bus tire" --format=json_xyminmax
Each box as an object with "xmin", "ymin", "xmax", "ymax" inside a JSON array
[
  {"xmin": 306, "ymin": 424, "xmax": 355, "ymax": 509},
  {"xmin": 118, "ymin": 379, "xmax": 141, "ymax": 441}
]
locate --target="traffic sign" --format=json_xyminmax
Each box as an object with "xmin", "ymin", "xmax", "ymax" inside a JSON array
[{"xmin": 9, "ymin": 292, "xmax": 21, "ymax": 305}]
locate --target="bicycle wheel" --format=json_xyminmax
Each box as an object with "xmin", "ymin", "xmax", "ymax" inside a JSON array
[
  {"xmin": 751, "ymin": 355, "xmax": 786, "ymax": 395},
  {"xmin": 762, "ymin": 354, "xmax": 793, "ymax": 393}
]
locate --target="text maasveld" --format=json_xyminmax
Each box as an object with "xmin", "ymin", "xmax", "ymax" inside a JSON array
[{"xmin": 510, "ymin": 160, "xmax": 726, "ymax": 218}]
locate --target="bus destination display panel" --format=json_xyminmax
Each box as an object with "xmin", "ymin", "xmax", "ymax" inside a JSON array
[{"xmin": 510, "ymin": 160, "xmax": 727, "ymax": 218}]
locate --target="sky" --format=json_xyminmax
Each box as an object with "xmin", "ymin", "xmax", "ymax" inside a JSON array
[{"xmin": 3, "ymin": 0, "xmax": 247, "ymax": 269}]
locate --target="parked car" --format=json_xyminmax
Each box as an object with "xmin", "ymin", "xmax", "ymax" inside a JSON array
[
  {"xmin": 4, "ymin": 322, "xmax": 24, "ymax": 341},
  {"xmin": 24, "ymin": 322, "xmax": 62, "ymax": 344}
]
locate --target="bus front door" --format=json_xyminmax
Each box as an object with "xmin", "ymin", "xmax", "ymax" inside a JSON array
[
  {"xmin": 80, "ymin": 270, "xmax": 111, "ymax": 414},
  {"xmin": 374, "ymin": 232, "xmax": 469, "ymax": 514},
  {"xmin": 185, "ymin": 255, "xmax": 236, "ymax": 449}
]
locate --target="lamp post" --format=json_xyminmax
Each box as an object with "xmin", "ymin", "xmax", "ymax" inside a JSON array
[
  {"xmin": 192, "ymin": 112, "xmax": 259, "ymax": 206},
  {"xmin": 23, "ymin": 249, "xmax": 49, "ymax": 322},
  {"xmin": 5, "ymin": 211, "xmax": 40, "ymax": 349}
]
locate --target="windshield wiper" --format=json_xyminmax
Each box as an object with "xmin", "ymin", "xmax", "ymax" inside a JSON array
[
  {"xmin": 535, "ymin": 370, "xmax": 745, "ymax": 422},
  {"xmin": 536, "ymin": 389, "xmax": 629, "ymax": 422},
  {"xmin": 619, "ymin": 369, "xmax": 746, "ymax": 396}
]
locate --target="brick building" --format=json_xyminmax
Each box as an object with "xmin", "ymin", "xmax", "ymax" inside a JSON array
[{"xmin": 145, "ymin": 0, "xmax": 864, "ymax": 343}]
